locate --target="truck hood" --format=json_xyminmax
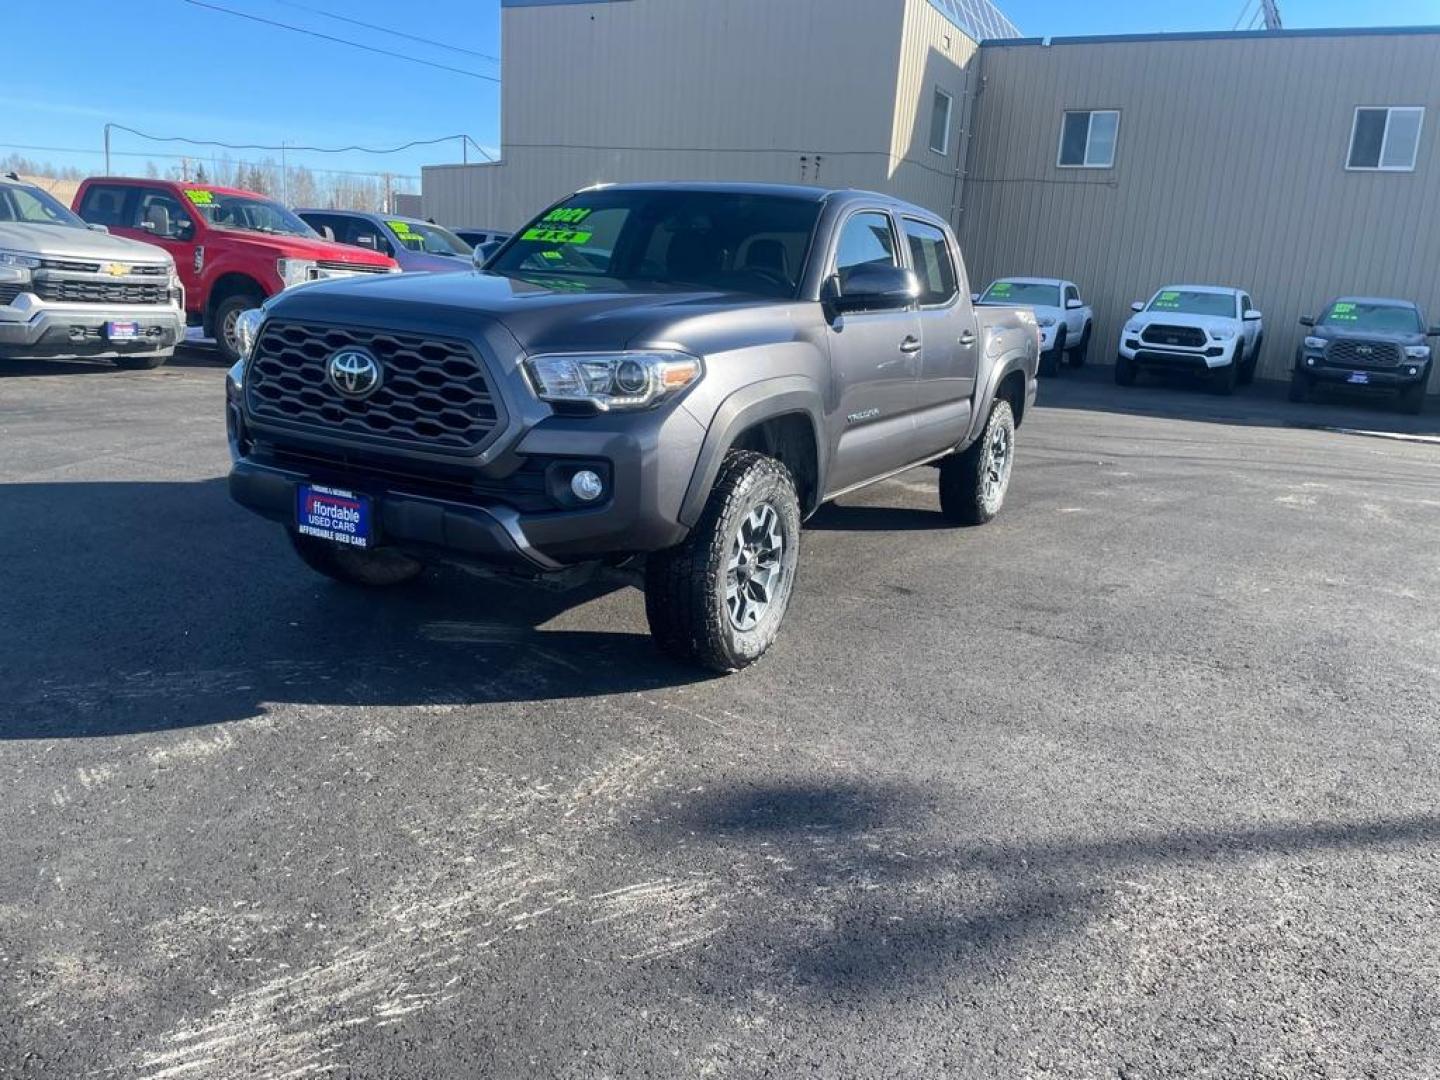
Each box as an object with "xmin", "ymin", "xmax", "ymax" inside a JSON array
[
  {"xmin": 0, "ymin": 222, "xmax": 174, "ymax": 265},
  {"xmin": 399, "ymin": 251, "xmax": 472, "ymax": 274},
  {"xmin": 981, "ymin": 301, "xmax": 1065, "ymax": 323},
  {"xmin": 1303, "ymin": 323, "xmax": 1426, "ymax": 347},
  {"xmin": 264, "ymin": 270, "xmax": 792, "ymax": 353},
  {"xmin": 214, "ymin": 229, "xmax": 395, "ymax": 268},
  {"xmin": 1126, "ymin": 310, "xmax": 1240, "ymax": 334}
]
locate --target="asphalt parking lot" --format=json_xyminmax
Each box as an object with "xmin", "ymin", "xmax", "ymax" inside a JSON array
[{"xmin": 3, "ymin": 349, "xmax": 1439, "ymax": 1079}]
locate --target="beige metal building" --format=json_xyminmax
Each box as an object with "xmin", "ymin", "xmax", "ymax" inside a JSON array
[
  {"xmin": 424, "ymin": 5, "xmax": 1440, "ymax": 391},
  {"xmin": 961, "ymin": 28, "xmax": 1440, "ymax": 386}
]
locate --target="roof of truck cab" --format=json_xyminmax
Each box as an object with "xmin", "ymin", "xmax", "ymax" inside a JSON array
[
  {"xmin": 573, "ymin": 182, "xmax": 947, "ymax": 223},
  {"xmin": 81, "ymin": 177, "xmax": 270, "ymax": 200}
]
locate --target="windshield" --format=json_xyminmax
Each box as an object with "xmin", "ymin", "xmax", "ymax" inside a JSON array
[
  {"xmin": 186, "ymin": 190, "xmax": 317, "ymax": 238},
  {"xmin": 0, "ymin": 183, "xmax": 85, "ymax": 229},
  {"xmin": 387, "ymin": 219, "xmax": 471, "ymax": 257},
  {"xmin": 980, "ymin": 281, "xmax": 1060, "ymax": 307},
  {"xmin": 1318, "ymin": 301, "xmax": 1422, "ymax": 334},
  {"xmin": 488, "ymin": 190, "xmax": 824, "ymax": 299},
  {"xmin": 1147, "ymin": 289, "xmax": 1236, "ymax": 317}
]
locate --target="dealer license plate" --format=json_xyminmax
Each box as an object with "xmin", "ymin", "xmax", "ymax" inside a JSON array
[
  {"xmin": 296, "ymin": 485, "xmax": 372, "ymax": 548},
  {"xmin": 1347, "ymin": 371, "xmax": 1370, "ymax": 385},
  {"xmin": 106, "ymin": 321, "xmax": 139, "ymax": 342}
]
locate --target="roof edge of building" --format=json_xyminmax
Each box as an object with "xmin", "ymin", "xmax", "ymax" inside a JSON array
[{"xmin": 981, "ymin": 24, "xmax": 1440, "ymax": 48}]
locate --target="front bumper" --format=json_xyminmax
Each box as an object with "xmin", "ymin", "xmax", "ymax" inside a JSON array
[
  {"xmin": 1294, "ymin": 349, "xmax": 1430, "ymax": 389},
  {"xmin": 0, "ymin": 292, "xmax": 184, "ymax": 358},
  {"xmin": 1119, "ymin": 337, "xmax": 1238, "ymax": 371}
]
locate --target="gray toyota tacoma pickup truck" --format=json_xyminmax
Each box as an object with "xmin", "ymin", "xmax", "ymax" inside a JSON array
[{"xmin": 227, "ymin": 183, "xmax": 1039, "ymax": 671}]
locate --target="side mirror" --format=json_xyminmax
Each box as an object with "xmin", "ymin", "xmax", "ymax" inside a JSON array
[
  {"xmin": 1429, "ymin": 326, "xmax": 1440, "ymax": 338},
  {"xmin": 1298, "ymin": 316, "xmax": 1315, "ymax": 327},
  {"xmin": 1065, "ymin": 297, "xmax": 1083, "ymax": 310},
  {"xmin": 87, "ymin": 222, "xmax": 110, "ymax": 234},
  {"xmin": 1243, "ymin": 310, "xmax": 1263, "ymax": 322},
  {"xmin": 1131, "ymin": 301, "xmax": 1144, "ymax": 313},
  {"xmin": 829, "ymin": 265, "xmax": 920, "ymax": 313},
  {"xmin": 473, "ymin": 240, "xmax": 502, "ymax": 269}
]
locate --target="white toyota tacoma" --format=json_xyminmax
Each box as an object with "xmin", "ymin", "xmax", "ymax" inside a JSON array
[
  {"xmin": 1116, "ymin": 285, "xmax": 1263, "ymax": 395},
  {"xmin": 975, "ymin": 277, "xmax": 1093, "ymax": 377}
]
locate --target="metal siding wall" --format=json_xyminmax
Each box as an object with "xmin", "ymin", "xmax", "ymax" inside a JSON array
[
  {"xmin": 960, "ymin": 34, "xmax": 1440, "ymax": 389},
  {"xmin": 424, "ymin": 0, "xmax": 914, "ymax": 229}
]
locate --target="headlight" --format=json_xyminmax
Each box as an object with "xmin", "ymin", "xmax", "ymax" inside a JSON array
[
  {"xmin": 0, "ymin": 249, "xmax": 41, "ymax": 271},
  {"xmin": 1209, "ymin": 326, "xmax": 1237, "ymax": 341},
  {"xmin": 1123, "ymin": 320, "xmax": 1141, "ymax": 335},
  {"xmin": 1303, "ymin": 336, "xmax": 1327, "ymax": 350},
  {"xmin": 1404, "ymin": 345, "xmax": 1431, "ymax": 360},
  {"xmin": 1036, "ymin": 315, "xmax": 1058, "ymax": 328},
  {"xmin": 524, "ymin": 350, "xmax": 702, "ymax": 411},
  {"xmin": 276, "ymin": 258, "xmax": 318, "ymax": 289},
  {"xmin": 234, "ymin": 308, "xmax": 264, "ymax": 361}
]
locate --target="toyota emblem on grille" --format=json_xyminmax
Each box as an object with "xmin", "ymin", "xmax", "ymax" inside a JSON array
[
  {"xmin": 1357, "ymin": 345, "xmax": 1373, "ymax": 355},
  {"xmin": 327, "ymin": 348, "xmax": 383, "ymax": 399}
]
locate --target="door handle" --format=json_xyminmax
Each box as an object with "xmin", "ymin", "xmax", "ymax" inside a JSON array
[
  {"xmin": 959, "ymin": 330, "xmax": 976, "ymax": 347},
  {"xmin": 899, "ymin": 336, "xmax": 922, "ymax": 354}
]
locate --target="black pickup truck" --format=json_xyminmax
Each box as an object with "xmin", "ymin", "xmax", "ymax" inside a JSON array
[
  {"xmin": 1292, "ymin": 297, "xmax": 1439, "ymax": 414},
  {"xmin": 226, "ymin": 183, "xmax": 1039, "ymax": 671}
]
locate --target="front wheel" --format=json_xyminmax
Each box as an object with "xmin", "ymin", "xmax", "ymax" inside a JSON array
[
  {"xmin": 1210, "ymin": 355, "xmax": 1239, "ymax": 396},
  {"xmin": 289, "ymin": 532, "xmax": 426, "ymax": 587},
  {"xmin": 938, "ymin": 397, "xmax": 1016, "ymax": 526},
  {"xmin": 1398, "ymin": 380, "xmax": 1427, "ymax": 415},
  {"xmin": 213, "ymin": 292, "xmax": 263, "ymax": 365},
  {"xmin": 1067, "ymin": 324, "xmax": 1091, "ymax": 367},
  {"xmin": 1039, "ymin": 329, "xmax": 1064, "ymax": 377},
  {"xmin": 1115, "ymin": 353, "xmax": 1138, "ymax": 387},
  {"xmin": 644, "ymin": 451, "xmax": 801, "ymax": 673},
  {"xmin": 1288, "ymin": 371, "xmax": 1310, "ymax": 403}
]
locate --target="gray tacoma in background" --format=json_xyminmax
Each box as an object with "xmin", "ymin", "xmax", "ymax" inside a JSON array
[{"xmin": 227, "ymin": 183, "xmax": 1039, "ymax": 671}]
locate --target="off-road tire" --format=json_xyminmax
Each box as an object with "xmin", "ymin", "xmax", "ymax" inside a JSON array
[
  {"xmin": 214, "ymin": 292, "xmax": 263, "ymax": 366},
  {"xmin": 1398, "ymin": 380, "xmax": 1427, "ymax": 415},
  {"xmin": 1240, "ymin": 334, "xmax": 1262, "ymax": 385},
  {"xmin": 1039, "ymin": 328, "xmax": 1064, "ymax": 377},
  {"xmin": 1115, "ymin": 353, "xmax": 1138, "ymax": 386},
  {"xmin": 1288, "ymin": 371, "xmax": 1310, "ymax": 403},
  {"xmin": 1068, "ymin": 323, "xmax": 1091, "ymax": 368},
  {"xmin": 289, "ymin": 531, "xmax": 425, "ymax": 587},
  {"xmin": 644, "ymin": 451, "xmax": 802, "ymax": 673},
  {"xmin": 938, "ymin": 397, "xmax": 1016, "ymax": 526},
  {"xmin": 113, "ymin": 352, "xmax": 170, "ymax": 370},
  {"xmin": 1210, "ymin": 353, "xmax": 1239, "ymax": 396}
]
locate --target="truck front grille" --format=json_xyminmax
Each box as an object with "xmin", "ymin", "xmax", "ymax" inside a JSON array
[
  {"xmin": 246, "ymin": 321, "xmax": 502, "ymax": 454},
  {"xmin": 1141, "ymin": 324, "xmax": 1207, "ymax": 348},
  {"xmin": 0, "ymin": 283, "xmax": 22, "ymax": 306},
  {"xmin": 1325, "ymin": 339, "xmax": 1400, "ymax": 369},
  {"xmin": 33, "ymin": 280, "xmax": 170, "ymax": 305},
  {"xmin": 316, "ymin": 261, "xmax": 393, "ymax": 275}
]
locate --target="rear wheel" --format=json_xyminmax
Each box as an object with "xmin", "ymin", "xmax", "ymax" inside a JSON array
[
  {"xmin": 1288, "ymin": 371, "xmax": 1311, "ymax": 403},
  {"xmin": 644, "ymin": 451, "xmax": 801, "ymax": 673},
  {"xmin": 1115, "ymin": 353, "xmax": 1138, "ymax": 387},
  {"xmin": 289, "ymin": 532, "xmax": 425, "ymax": 587},
  {"xmin": 938, "ymin": 397, "xmax": 1016, "ymax": 526},
  {"xmin": 1068, "ymin": 323, "xmax": 1091, "ymax": 367}
]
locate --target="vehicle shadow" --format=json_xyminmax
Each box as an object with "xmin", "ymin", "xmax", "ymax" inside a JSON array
[
  {"xmin": 1042, "ymin": 363, "xmax": 1440, "ymax": 438},
  {"xmin": 0, "ymin": 478, "xmax": 709, "ymax": 741},
  {"xmin": 807, "ymin": 501, "xmax": 948, "ymax": 533},
  {"xmin": 0, "ymin": 345, "xmax": 222, "ymax": 378},
  {"xmin": 641, "ymin": 781, "xmax": 1440, "ymax": 996}
]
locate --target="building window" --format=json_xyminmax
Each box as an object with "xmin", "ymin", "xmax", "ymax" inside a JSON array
[
  {"xmin": 1058, "ymin": 110, "xmax": 1120, "ymax": 169},
  {"xmin": 1347, "ymin": 107, "xmax": 1424, "ymax": 171},
  {"xmin": 929, "ymin": 88, "xmax": 954, "ymax": 156}
]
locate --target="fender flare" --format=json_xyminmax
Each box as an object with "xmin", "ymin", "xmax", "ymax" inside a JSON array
[
  {"xmin": 965, "ymin": 348, "xmax": 1037, "ymax": 446},
  {"xmin": 678, "ymin": 376, "xmax": 828, "ymax": 527}
]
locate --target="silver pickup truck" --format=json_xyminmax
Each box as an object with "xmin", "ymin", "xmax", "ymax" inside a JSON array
[
  {"xmin": 0, "ymin": 174, "xmax": 184, "ymax": 368},
  {"xmin": 227, "ymin": 183, "xmax": 1040, "ymax": 671}
]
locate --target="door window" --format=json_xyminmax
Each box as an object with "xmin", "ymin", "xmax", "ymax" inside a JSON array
[
  {"xmin": 901, "ymin": 219, "xmax": 958, "ymax": 306},
  {"xmin": 833, "ymin": 212, "xmax": 897, "ymax": 291},
  {"xmin": 136, "ymin": 188, "xmax": 196, "ymax": 241},
  {"xmin": 78, "ymin": 184, "xmax": 134, "ymax": 228},
  {"xmin": 1064, "ymin": 285, "xmax": 1080, "ymax": 305}
]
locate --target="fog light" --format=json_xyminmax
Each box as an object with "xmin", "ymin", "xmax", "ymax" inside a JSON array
[
  {"xmin": 1409, "ymin": 366, "xmax": 1419, "ymax": 376},
  {"xmin": 1307, "ymin": 357, "xmax": 1317, "ymax": 367},
  {"xmin": 570, "ymin": 469, "xmax": 604, "ymax": 502}
]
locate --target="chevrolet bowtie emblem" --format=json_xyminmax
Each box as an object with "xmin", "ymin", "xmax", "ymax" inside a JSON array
[{"xmin": 105, "ymin": 263, "xmax": 130, "ymax": 277}]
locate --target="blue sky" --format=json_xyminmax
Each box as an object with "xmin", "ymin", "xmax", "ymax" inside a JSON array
[{"xmin": 8, "ymin": 0, "xmax": 1439, "ymax": 192}]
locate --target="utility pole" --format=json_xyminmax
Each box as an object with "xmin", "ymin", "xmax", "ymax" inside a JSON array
[
  {"xmin": 462, "ymin": 135, "xmax": 468, "ymax": 165},
  {"xmin": 1260, "ymin": 0, "xmax": 1283, "ymax": 29},
  {"xmin": 103, "ymin": 123, "xmax": 111, "ymax": 175},
  {"xmin": 281, "ymin": 141, "xmax": 290, "ymax": 204}
]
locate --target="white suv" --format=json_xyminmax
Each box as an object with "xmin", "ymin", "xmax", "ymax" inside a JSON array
[{"xmin": 1116, "ymin": 285, "xmax": 1263, "ymax": 395}]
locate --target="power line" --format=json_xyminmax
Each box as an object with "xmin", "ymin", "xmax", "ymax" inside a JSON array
[
  {"xmin": 268, "ymin": 0, "xmax": 499, "ymax": 64},
  {"xmin": 180, "ymin": 0, "xmax": 499, "ymax": 83},
  {"xmin": 1231, "ymin": 0, "xmax": 1257, "ymax": 31},
  {"xmin": 106, "ymin": 123, "xmax": 494, "ymax": 161}
]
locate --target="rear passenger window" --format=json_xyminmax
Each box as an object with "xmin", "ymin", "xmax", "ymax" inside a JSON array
[
  {"xmin": 834, "ymin": 212, "xmax": 897, "ymax": 289},
  {"xmin": 1065, "ymin": 285, "xmax": 1079, "ymax": 305},
  {"xmin": 902, "ymin": 219, "xmax": 958, "ymax": 305},
  {"xmin": 79, "ymin": 184, "xmax": 132, "ymax": 227}
]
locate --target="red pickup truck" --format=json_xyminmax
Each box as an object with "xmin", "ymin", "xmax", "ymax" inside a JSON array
[{"xmin": 73, "ymin": 177, "xmax": 398, "ymax": 362}]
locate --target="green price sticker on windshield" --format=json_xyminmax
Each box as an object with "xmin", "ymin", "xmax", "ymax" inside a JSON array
[
  {"xmin": 1155, "ymin": 290, "xmax": 1181, "ymax": 309},
  {"xmin": 1331, "ymin": 302, "xmax": 1358, "ymax": 320},
  {"xmin": 185, "ymin": 189, "xmax": 214, "ymax": 205},
  {"xmin": 522, "ymin": 227, "xmax": 592, "ymax": 245},
  {"xmin": 991, "ymin": 282, "xmax": 1013, "ymax": 295},
  {"xmin": 387, "ymin": 220, "xmax": 413, "ymax": 235},
  {"xmin": 542, "ymin": 207, "xmax": 591, "ymax": 225}
]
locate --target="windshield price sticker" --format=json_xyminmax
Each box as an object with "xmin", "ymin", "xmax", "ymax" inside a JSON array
[
  {"xmin": 1155, "ymin": 290, "xmax": 1182, "ymax": 309},
  {"xmin": 543, "ymin": 207, "xmax": 591, "ymax": 225},
  {"xmin": 522, "ymin": 227, "xmax": 592, "ymax": 244},
  {"xmin": 388, "ymin": 220, "xmax": 414, "ymax": 235},
  {"xmin": 185, "ymin": 189, "xmax": 215, "ymax": 205},
  {"xmin": 991, "ymin": 282, "xmax": 1013, "ymax": 295},
  {"xmin": 1331, "ymin": 302, "xmax": 1358, "ymax": 321}
]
